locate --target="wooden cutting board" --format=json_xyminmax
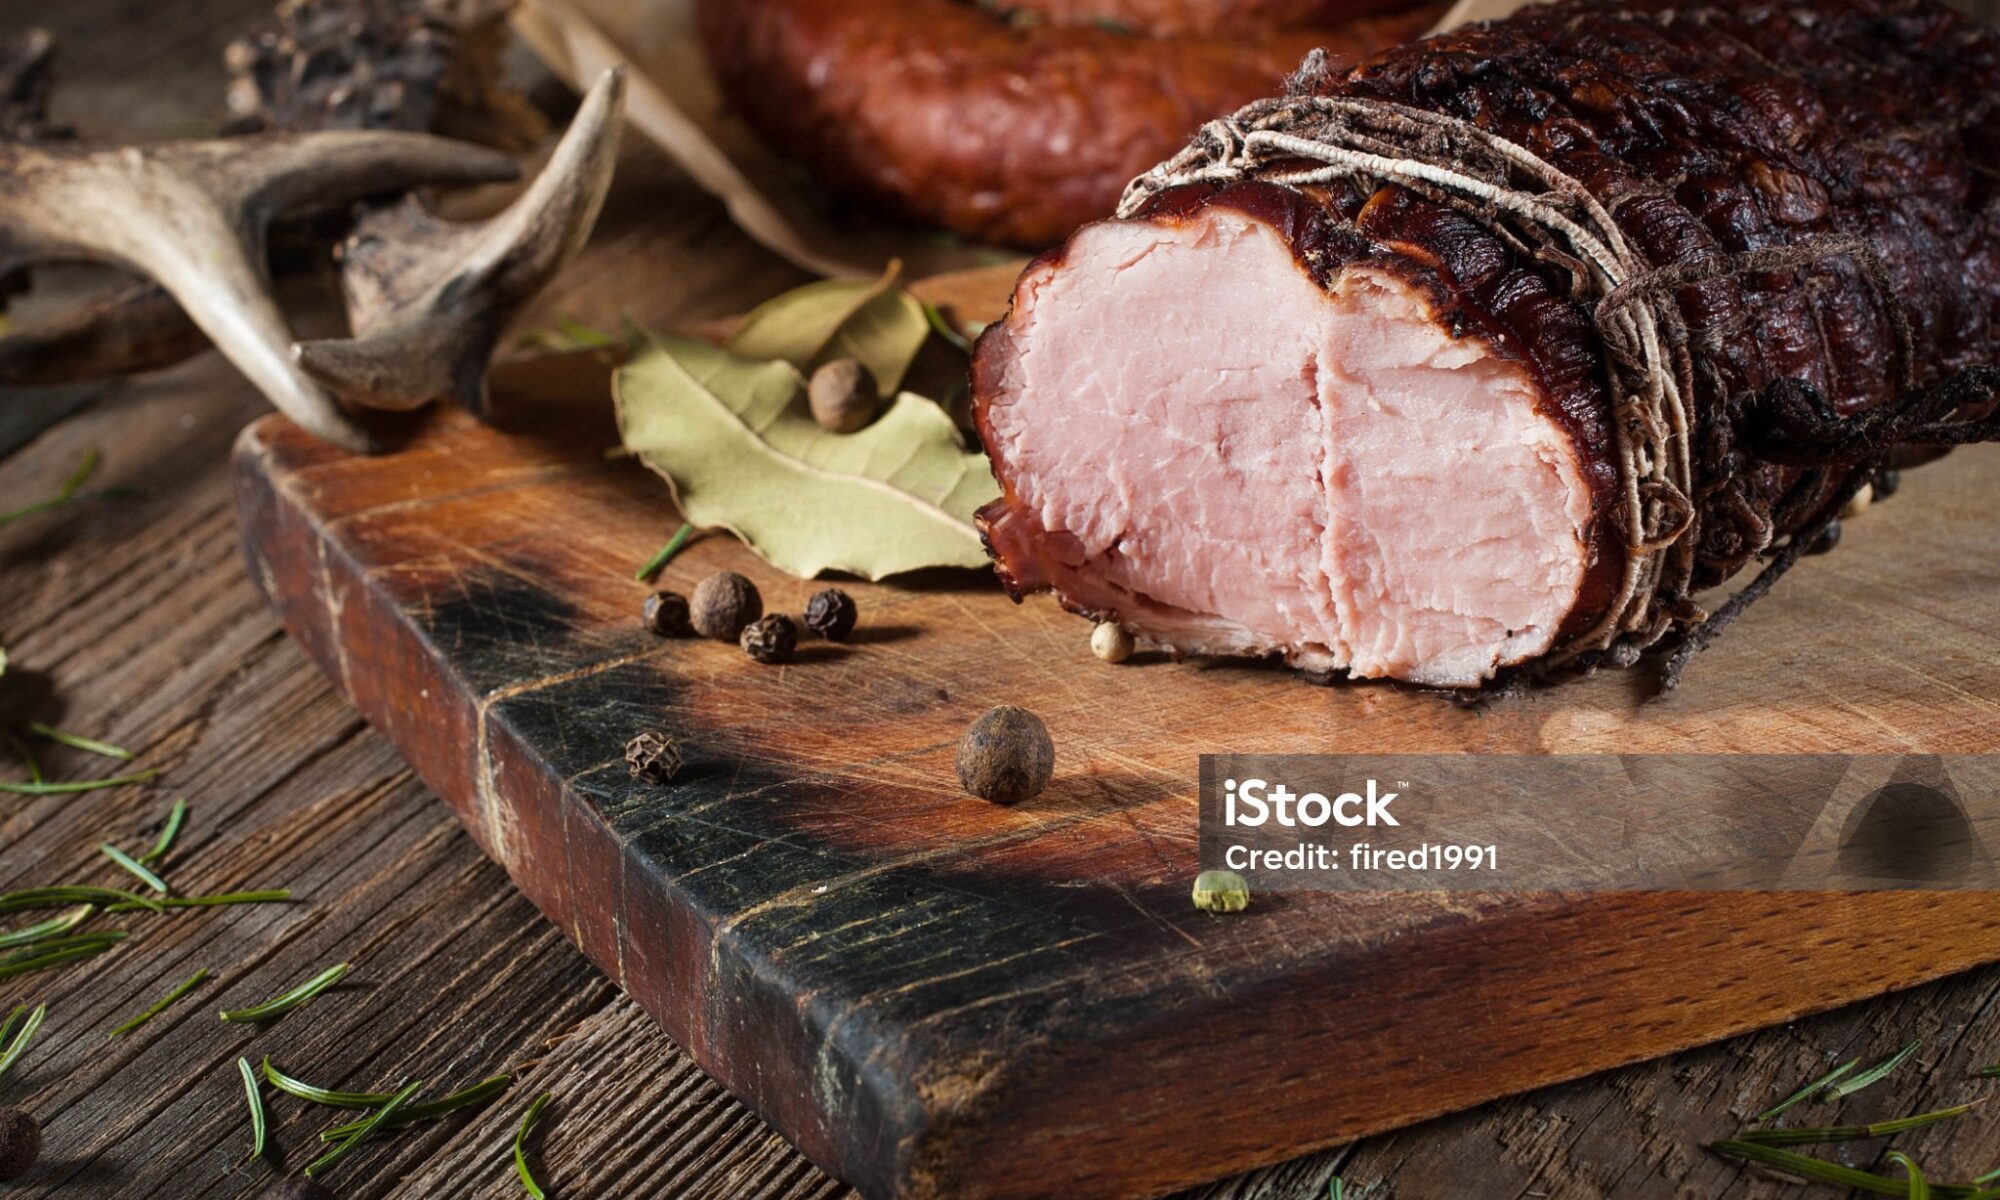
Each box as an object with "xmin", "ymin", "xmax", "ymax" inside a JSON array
[{"xmin": 231, "ymin": 266, "xmax": 2000, "ymax": 1200}]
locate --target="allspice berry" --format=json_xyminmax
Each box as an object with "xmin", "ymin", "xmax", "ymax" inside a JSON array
[
  {"xmin": 1090, "ymin": 622, "xmax": 1133, "ymax": 663},
  {"xmin": 955, "ymin": 706, "xmax": 1054, "ymax": 804},
  {"xmin": 0, "ymin": 1107, "xmax": 40, "ymax": 1181},
  {"xmin": 642, "ymin": 590, "xmax": 692, "ymax": 637},
  {"xmin": 625, "ymin": 732, "xmax": 683, "ymax": 783},
  {"xmin": 808, "ymin": 358, "xmax": 881, "ymax": 433},
  {"xmin": 1191, "ymin": 869, "xmax": 1251, "ymax": 914},
  {"xmin": 741, "ymin": 614, "xmax": 799, "ymax": 664},
  {"xmin": 690, "ymin": 571, "xmax": 762, "ymax": 640},
  {"xmin": 265, "ymin": 1178, "xmax": 337, "ymax": 1200},
  {"xmin": 804, "ymin": 588, "xmax": 858, "ymax": 641}
]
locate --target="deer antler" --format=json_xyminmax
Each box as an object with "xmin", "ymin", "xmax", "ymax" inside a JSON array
[
  {"xmin": 0, "ymin": 129, "xmax": 517, "ymax": 449},
  {"xmin": 293, "ymin": 68, "xmax": 625, "ymax": 415}
]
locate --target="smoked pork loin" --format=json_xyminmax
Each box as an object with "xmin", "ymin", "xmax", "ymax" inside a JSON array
[{"xmin": 972, "ymin": 0, "xmax": 2000, "ymax": 688}]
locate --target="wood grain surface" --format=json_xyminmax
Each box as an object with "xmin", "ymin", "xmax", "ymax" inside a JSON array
[{"xmin": 3, "ymin": 1, "xmax": 1999, "ymax": 1198}]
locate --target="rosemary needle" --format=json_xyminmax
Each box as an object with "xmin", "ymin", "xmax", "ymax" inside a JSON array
[
  {"xmin": 220, "ymin": 963, "xmax": 349, "ymax": 1023},
  {"xmin": 318, "ymin": 1075, "xmax": 513, "ymax": 1139},
  {"xmin": 0, "ymin": 1004, "xmax": 46, "ymax": 1083},
  {"xmin": 262, "ymin": 1058, "xmax": 399, "ymax": 1109},
  {"xmin": 138, "ymin": 799, "xmax": 187, "ymax": 866},
  {"xmin": 239, "ymin": 1057, "xmax": 267, "ymax": 1160},
  {"xmin": 98, "ymin": 843, "xmax": 168, "ymax": 894},
  {"xmin": 0, "ymin": 886, "xmax": 161, "ymax": 914},
  {"xmin": 1711, "ymin": 1141, "xmax": 1998, "ymax": 1199},
  {"xmin": 26, "ymin": 722, "xmax": 133, "ymax": 761},
  {"xmin": 1834, "ymin": 1039, "xmax": 1924, "ymax": 1099},
  {"xmin": 109, "ymin": 968, "xmax": 210, "ymax": 1038},
  {"xmin": 514, "ymin": 1092, "xmax": 554, "ymax": 1199},
  {"xmin": 633, "ymin": 522, "xmax": 694, "ymax": 581},
  {"xmin": 0, "ymin": 904, "xmax": 95, "ymax": 951},
  {"xmin": 1740, "ymin": 1102, "xmax": 1979, "ymax": 1145},
  {"xmin": 107, "ymin": 890, "xmax": 290, "ymax": 913},
  {"xmin": 0, "ymin": 768, "xmax": 160, "ymax": 795},
  {"xmin": 1755, "ymin": 1057, "xmax": 1861, "ymax": 1122},
  {"xmin": 1888, "ymin": 1152, "xmax": 1931, "ymax": 1200},
  {"xmin": 304, "ymin": 1079, "xmax": 421, "ymax": 1179},
  {"xmin": 0, "ymin": 935, "xmax": 125, "ymax": 981}
]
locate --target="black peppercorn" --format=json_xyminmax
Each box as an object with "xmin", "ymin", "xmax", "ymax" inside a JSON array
[
  {"xmin": 955, "ymin": 706, "xmax": 1054, "ymax": 804},
  {"xmin": 0, "ymin": 1107, "xmax": 39, "ymax": 1181},
  {"xmin": 642, "ymin": 590, "xmax": 692, "ymax": 637},
  {"xmin": 624, "ymin": 732, "xmax": 683, "ymax": 783},
  {"xmin": 1874, "ymin": 467, "xmax": 1901, "ymax": 499},
  {"xmin": 1806, "ymin": 520, "xmax": 1841, "ymax": 555},
  {"xmin": 803, "ymin": 588, "xmax": 857, "ymax": 641},
  {"xmin": 265, "ymin": 1178, "xmax": 337, "ymax": 1200},
  {"xmin": 741, "ymin": 614, "xmax": 799, "ymax": 664},
  {"xmin": 690, "ymin": 572, "xmax": 762, "ymax": 640}
]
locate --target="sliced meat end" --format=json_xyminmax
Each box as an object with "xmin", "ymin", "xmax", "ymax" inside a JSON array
[{"xmin": 974, "ymin": 204, "xmax": 1595, "ymax": 687}]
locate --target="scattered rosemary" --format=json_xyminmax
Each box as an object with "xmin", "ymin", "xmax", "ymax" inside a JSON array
[
  {"xmin": 1981, "ymin": 1066, "xmax": 2000, "ymax": 1079},
  {"xmin": 304, "ymin": 1079, "xmax": 421, "ymax": 1179},
  {"xmin": 138, "ymin": 798, "xmax": 187, "ymax": 866},
  {"xmin": 4, "ymin": 733, "xmax": 42, "ymax": 784},
  {"xmin": 1834, "ymin": 1039, "xmax": 1924, "ymax": 1099},
  {"xmin": 219, "ymin": 963, "xmax": 348, "ymax": 1023},
  {"xmin": 107, "ymin": 890, "xmax": 291, "ymax": 913},
  {"xmin": 0, "ymin": 933, "xmax": 126, "ymax": 981},
  {"xmin": 0, "ymin": 767, "xmax": 160, "ymax": 796},
  {"xmin": 262, "ymin": 1058, "xmax": 398, "ymax": 1109},
  {"xmin": 239, "ymin": 1057, "xmax": 268, "ymax": 1160},
  {"xmin": 1709, "ymin": 1141, "xmax": 1997, "ymax": 1198},
  {"xmin": 1739, "ymin": 1102, "xmax": 1978, "ymax": 1146},
  {"xmin": 109, "ymin": 968, "xmax": 210, "ymax": 1038},
  {"xmin": 514, "ymin": 1092, "xmax": 554, "ymax": 1199},
  {"xmin": 1756, "ymin": 1057, "xmax": 1862, "ymax": 1122},
  {"xmin": 0, "ymin": 446, "xmax": 133, "ymax": 529},
  {"xmin": 1889, "ymin": 1151, "xmax": 1931, "ymax": 1200},
  {"xmin": 0, "ymin": 1004, "xmax": 46, "ymax": 1083},
  {"xmin": 26, "ymin": 722, "xmax": 133, "ymax": 761},
  {"xmin": 317, "ymin": 1075, "xmax": 513, "ymax": 1140},
  {"xmin": 1331, "ymin": 1178, "xmax": 1343, "ymax": 1200},
  {"xmin": 633, "ymin": 522, "xmax": 694, "ymax": 582},
  {"xmin": 0, "ymin": 904, "xmax": 94, "ymax": 951},
  {"xmin": 0, "ymin": 886, "xmax": 161, "ymax": 915},
  {"xmin": 98, "ymin": 843, "xmax": 168, "ymax": 895}
]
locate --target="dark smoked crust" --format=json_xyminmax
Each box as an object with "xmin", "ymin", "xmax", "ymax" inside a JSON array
[
  {"xmin": 975, "ymin": 0, "xmax": 2000, "ymax": 678},
  {"xmin": 999, "ymin": 0, "xmax": 1424, "ymax": 36},
  {"xmin": 693, "ymin": 0, "xmax": 1437, "ymax": 248}
]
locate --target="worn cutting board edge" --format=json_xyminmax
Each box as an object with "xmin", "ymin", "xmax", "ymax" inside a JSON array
[{"xmin": 230, "ymin": 262, "xmax": 2000, "ymax": 1200}]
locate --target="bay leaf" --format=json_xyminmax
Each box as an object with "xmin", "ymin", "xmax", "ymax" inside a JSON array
[
  {"xmin": 616, "ymin": 332, "xmax": 998, "ymax": 580},
  {"xmin": 724, "ymin": 261, "xmax": 930, "ymax": 394}
]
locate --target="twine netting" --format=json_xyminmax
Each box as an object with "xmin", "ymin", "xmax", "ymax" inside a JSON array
[{"xmin": 1116, "ymin": 61, "xmax": 1905, "ymax": 672}]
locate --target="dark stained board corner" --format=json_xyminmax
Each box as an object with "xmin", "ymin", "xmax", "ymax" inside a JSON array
[{"xmin": 230, "ymin": 269, "xmax": 2000, "ymax": 1200}]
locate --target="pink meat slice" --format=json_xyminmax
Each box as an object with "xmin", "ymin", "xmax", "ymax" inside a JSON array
[{"xmin": 974, "ymin": 206, "xmax": 1592, "ymax": 687}]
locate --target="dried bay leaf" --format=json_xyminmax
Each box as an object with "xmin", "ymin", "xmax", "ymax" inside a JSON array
[
  {"xmin": 725, "ymin": 261, "xmax": 930, "ymax": 394},
  {"xmin": 616, "ymin": 332, "xmax": 998, "ymax": 580}
]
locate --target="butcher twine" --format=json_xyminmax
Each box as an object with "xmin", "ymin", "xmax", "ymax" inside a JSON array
[{"xmin": 1119, "ymin": 54, "xmax": 1905, "ymax": 673}]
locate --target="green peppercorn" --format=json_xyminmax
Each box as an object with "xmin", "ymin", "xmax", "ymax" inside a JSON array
[
  {"xmin": 804, "ymin": 587, "xmax": 858, "ymax": 641},
  {"xmin": 741, "ymin": 614, "xmax": 799, "ymax": 664},
  {"xmin": 1191, "ymin": 869, "xmax": 1251, "ymax": 914},
  {"xmin": 691, "ymin": 571, "xmax": 762, "ymax": 640},
  {"xmin": 955, "ymin": 706, "xmax": 1054, "ymax": 804},
  {"xmin": 1090, "ymin": 621, "xmax": 1133, "ymax": 663},
  {"xmin": 0, "ymin": 1107, "xmax": 39, "ymax": 1181},
  {"xmin": 642, "ymin": 590, "xmax": 692, "ymax": 637}
]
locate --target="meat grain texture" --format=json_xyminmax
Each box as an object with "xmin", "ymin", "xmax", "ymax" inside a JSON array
[
  {"xmin": 694, "ymin": 0, "xmax": 1437, "ymax": 247},
  {"xmin": 974, "ymin": 0, "xmax": 2000, "ymax": 688}
]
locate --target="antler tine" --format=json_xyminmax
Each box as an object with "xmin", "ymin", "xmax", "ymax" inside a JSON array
[
  {"xmin": 293, "ymin": 68, "xmax": 626, "ymax": 416},
  {"xmin": 0, "ymin": 129, "xmax": 521, "ymax": 450}
]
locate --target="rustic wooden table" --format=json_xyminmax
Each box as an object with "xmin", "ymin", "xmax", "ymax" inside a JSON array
[{"xmin": 4, "ymin": 3, "xmax": 1999, "ymax": 1199}]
